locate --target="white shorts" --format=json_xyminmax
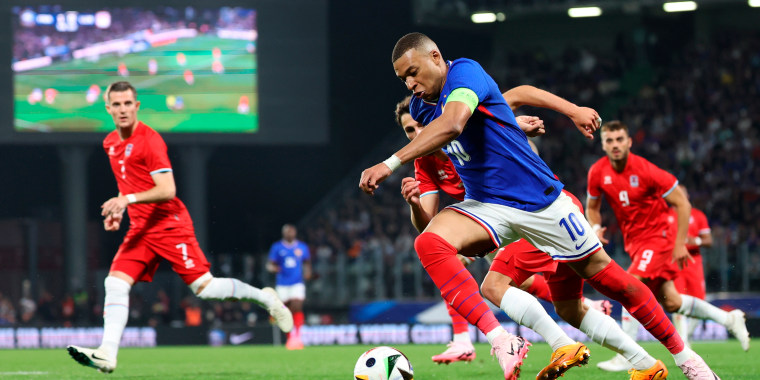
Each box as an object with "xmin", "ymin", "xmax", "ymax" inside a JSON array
[
  {"xmin": 447, "ymin": 192, "xmax": 602, "ymax": 262},
  {"xmin": 276, "ymin": 283, "xmax": 306, "ymax": 302}
]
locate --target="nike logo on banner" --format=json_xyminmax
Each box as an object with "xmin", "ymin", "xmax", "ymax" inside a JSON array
[
  {"xmin": 575, "ymin": 238, "xmax": 588, "ymax": 250},
  {"xmin": 230, "ymin": 332, "xmax": 254, "ymax": 345}
]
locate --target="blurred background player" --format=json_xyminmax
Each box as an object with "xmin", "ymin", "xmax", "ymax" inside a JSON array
[
  {"xmin": 671, "ymin": 184, "xmax": 714, "ymax": 347},
  {"xmin": 267, "ymin": 223, "xmax": 312, "ymax": 350},
  {"xmin": 67, "ymin": 81, "xmax": 293, "ymax": 374},
  {"xmin": 587, "ymin": 120, "xmax": 749, "ymax": 372}
]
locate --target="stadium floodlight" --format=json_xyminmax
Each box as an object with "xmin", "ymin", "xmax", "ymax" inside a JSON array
[
  {"xmin": 750, "ymin": 0, "xmax": 760, "ymax": 7},
  {"xmin": 567, "ymin": 7, "xmax": 602, "ymax": 18},
  {"xmin": 663, "ymin": 1, "xmax": 698, "ymax": 12},
  {"xmin": 471, "ymin": 12, "xmax": 497, "ymax": 23}
]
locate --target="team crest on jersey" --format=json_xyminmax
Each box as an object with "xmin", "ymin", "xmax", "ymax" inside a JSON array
[
  {"xmin": 603, "ymin": 175, "xmax": 612, "ymax": 185},
  {"xmin": 629, "ymin": 175, "xmax": 639, "ymax": 187},
  {"xmin": 294, "ymin": 248, "xmax": 303, "ymax": 257},
  {"xmin": 125, "ymin": 143, "xmax": 134, "ymax": 157}
]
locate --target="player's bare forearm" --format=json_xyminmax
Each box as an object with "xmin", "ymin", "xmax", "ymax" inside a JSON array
[
  {"xmin": 393, "ymin": 102, "xmax": 470, "ymax": 164},
  {"xmin": 503, "ymin": 85, "xmax": 576, "ymax": 115},
  {"xmin": 585, "ymin": 197, "xmax": 603, "ymax": 226},
  {"xmin": 266, "ymin": 261, "xmax": 280, "ymax": 273},
  {"xmin": 665, "ymin": 187, "xmax": 692, "ymax": 248},
  {"xmin": 409, "ymin": 204, "xmax": 433, "ymax": 233},
  {"xmin": 303, "ymin": 262, "xmax": 312, "ymax": 280}
]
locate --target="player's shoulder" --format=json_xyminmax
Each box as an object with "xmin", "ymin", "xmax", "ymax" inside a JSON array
[
  {"xmin": 450, "ymin": 57, "xmax": 482, "ymax": 70},
  {"xmin": 692, "ymin": 208, "xmax": 708, "ymax": 219},
  {"xmin": 103, "ymin": 130, "xmax": 119, "ymax": 146}
]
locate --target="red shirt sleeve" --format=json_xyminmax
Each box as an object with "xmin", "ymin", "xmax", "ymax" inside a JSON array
[
  {"xmin": 414, "ymin": 158, "xmax": 438, "ymax": 195},
  {"xmin": 144, "ymin": 131, "xmax": 173, "ymax": 174},
  {"xmin": 693, "ymin": 209, "xmax": 711, "ymax": 235},
  {"xmin": 586, "ymin": 161, "xmax": 601, "ymax": 199},
  {"xmin": 644, "ymin": 159, "xmax": 678, "ymax": 198}
]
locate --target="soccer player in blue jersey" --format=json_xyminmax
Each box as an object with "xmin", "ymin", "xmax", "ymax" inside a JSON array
[
  {"xmin": 359, "ymin": 32, "xmax": 719, "ymax": 380},
  {"xmin": 267, "ymin": 224, "xmax": 312, "ymax": 350}
]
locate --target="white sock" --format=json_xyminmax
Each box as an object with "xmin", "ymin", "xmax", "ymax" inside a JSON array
[
  {"xmin": 621, "ymin": 308, "xmax": 640, "ymax": 339},
  {"xmin": 486, "ymin": 326, "xmax": 506, "ymax": 345},
  {"xmin": 500, "ymin": 287, "xmax": 574, "ymax": 351},
  {"xmin": 100, "ymin": 276, "xmax": 131, "ymax": 359},
  {"xmin": 197, "ymin": 277, "xmax": 276, "ymax": 308},
  {"xmin": 677, "ymin": 294, "xmax": 728, "ymax": 325},
  {"xmin": 581, "ymin": 297, "xmax": 593, "ymax": 308},
  {"xmin": 672, "ymin": 346, "xmax": 694, "ymax": 366},
  {"xmin": 453, "ymin": 332, "xmax": 471, "ymax": 344},
  {"xmin": 580, "ymin": 308, "xmax": 656, "ymax": 370},
  {"xmin": 673, "ymin": 313, "xmax": 690, "ymax": 346}
]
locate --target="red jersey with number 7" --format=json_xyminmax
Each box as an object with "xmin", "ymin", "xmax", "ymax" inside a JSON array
[
  {"xmin": 587, "ymin": 153, "xmax": 678, "ymax": 254},
  {"xmin": 103, "ymin": 122, "xmax": 194, "ymax": 234}
]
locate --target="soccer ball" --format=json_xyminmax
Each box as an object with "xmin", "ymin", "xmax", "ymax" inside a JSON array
[{"xmin": 353, "ymin": 346, "xmax": 414, "ymax": 380}]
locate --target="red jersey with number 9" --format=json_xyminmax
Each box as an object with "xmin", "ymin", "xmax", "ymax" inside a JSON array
[
  {"xmin": 587, "ymin": 153, "xmax": 678, "ymax": 254},
  {"xmin": 103, "ymin": 122, "xmax": 194, "ymax": 234}
]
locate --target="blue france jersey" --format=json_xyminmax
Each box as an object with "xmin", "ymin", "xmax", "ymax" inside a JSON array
[
  {"xmin": 268, "ymin": 240, "xmax": 310, "ymax": 285},
  {"xmin": 409, "ymin": 58, "xmax": 563, "ymax": 211}
]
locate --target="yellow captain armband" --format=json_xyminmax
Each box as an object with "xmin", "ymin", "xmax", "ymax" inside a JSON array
[{"xmin": 446, "ymin": 87, "xmax": 479, "ymax": 114}]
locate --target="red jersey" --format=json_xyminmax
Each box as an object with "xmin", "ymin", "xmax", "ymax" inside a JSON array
[
  {"xmin": 414, "ymin": 153, "xmax": 466, "ymax": 201},
  {"xmin": 668, "ymin": 207, "xmax": 711, "ymax": 255},
  {"xmin": 587, "ymin": 153, "xmax": 678, "ymax": 254},
  {"xmin": 103, "ymin": 122, "xmax": 194, "ymax": 234}
]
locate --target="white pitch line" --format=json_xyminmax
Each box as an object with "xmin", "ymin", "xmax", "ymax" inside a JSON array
[{"xmin": 0, "ymin": 371, "xmax": 49, "ymax": 375}]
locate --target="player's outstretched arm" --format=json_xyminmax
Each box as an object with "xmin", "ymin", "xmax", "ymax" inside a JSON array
[
  {"xmin": 502, "ymin": 85, "xmax": 600, "ymax": 139},
  {"xmin": 400, "ymin": 177, "xmax": 440, "ymax": 232},
  {"xmin": 585, "ymin": 196, "xmax": 609, "ymax": 244},
  {"xmin": 359, "ymin": 101, "xmax": 472, "ymax": 195},
  {"xmin": 664, "ymin": 185, "xmax": 694, "ymax": 269},
  {"xmin": 101, "ymin": 172, "xmax": 176, "ymax": 217}
]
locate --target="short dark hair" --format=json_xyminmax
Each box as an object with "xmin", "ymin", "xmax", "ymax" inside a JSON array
[
  {"xmin": 106, "ymin": 81, "xmax": 136, "ymax": 102},
  {"xmin": 601, "ymin": 120, "xmax": 629, "ymax": 135},
  {"xmin": 392, "ymin": 32, "xmax": 434, "ymax": 63},
  {"xmin": 394, "ymin": 96, "xmax": 412, "ymax": 126}
]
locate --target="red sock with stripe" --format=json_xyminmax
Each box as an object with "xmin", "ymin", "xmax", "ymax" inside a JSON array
[
  {"xmin": 446, "ymin": 302, "xmax": 470, "ymax": 335},
  {"xmin": 415, "ymin": 232, "xmax": 501, "ymax": 335},
  {"xmin": 586, "ymin": 261, "xmax": 685, "ymax": 354},
  {"xmin": 526, "ymin": 274, "xmax": 552, "ymax": 303}
]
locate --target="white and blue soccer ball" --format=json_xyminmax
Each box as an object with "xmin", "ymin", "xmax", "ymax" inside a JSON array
[{"xmin": 353, "ymin": 346, "xmax": 414, "ymax": 380}]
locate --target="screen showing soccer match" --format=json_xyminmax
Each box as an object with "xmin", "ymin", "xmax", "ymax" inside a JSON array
[{"xmin": 12, "ymin": 6, "xmax": 258, "ymax": 134}]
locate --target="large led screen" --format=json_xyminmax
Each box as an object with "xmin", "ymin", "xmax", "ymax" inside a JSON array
[{"xmin": 13, "ymin": 6, "xmax": 258, "ymax": 134}]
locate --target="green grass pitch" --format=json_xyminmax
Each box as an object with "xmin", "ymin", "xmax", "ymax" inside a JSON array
[
  {"xmin": 14, "ymin": 35, "xmax": 258, "ymax": 134},
  {"xmin": 0, "ymin": 339, "xmax": 757, "ymax": 379}
]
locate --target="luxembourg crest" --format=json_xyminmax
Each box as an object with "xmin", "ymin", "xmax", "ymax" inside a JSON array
[
  {"xmin": 125, "ymin": 143, "xmax": 134, "ymax": 157},
  {"xmin": 629, "ymin": 175, "xmax": 639, "ymax": 187}
]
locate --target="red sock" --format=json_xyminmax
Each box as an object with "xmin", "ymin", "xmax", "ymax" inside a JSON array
[
  {"xmin": 586, "ymin": 261, "xmax": 684, "ymax": 354},
  {"xmin": 526, "ymin": 274, "xmax": 552, "ymax": 302},
  {"xmin": 415, "ymin": 232, "xmax": 500, "ymax": 335},
  {"xmin": 446, "ymin": 302, "xmax": 470, "ymax": 335},
  {"xmin": 294, "ymin": 311, "xmax": 304, "ymax": 338}
]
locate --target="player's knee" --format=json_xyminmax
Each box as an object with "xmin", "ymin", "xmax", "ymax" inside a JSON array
[
  {"xmin": 480, "ymin": 276, "xmax": 500, "ymax": 305},
  {"xmin": 661, "ymin": 297, "xmax": 680, "ymax": 313},
  {"xmin": 414, "ymin": 232, "xmax": 452, "ymax": 260},
  {"xmin": 104, "ymin": 275, "xmax": 131, "ymax": 295},
  {"xmin": 189, "ymin": 273, "xmax": 215, "ymax": 296}
]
